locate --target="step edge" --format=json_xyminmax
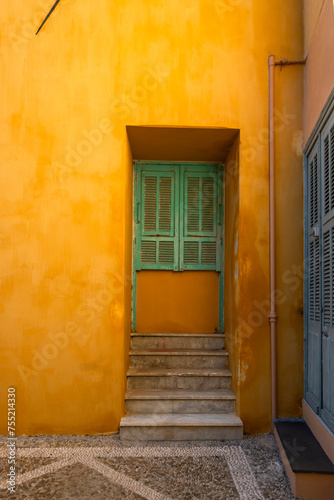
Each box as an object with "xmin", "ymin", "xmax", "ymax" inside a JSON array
[
  {"xmin": 129, "ymin": 350, "xmax": 228, "ymax": 356},
  {"xmin": 127, "ymin": 370, "xmax": 232, "ymax": 377},
  {"xmin": 131, "ymin": 333, "xmax": 225, "ymax": 337},
  {"xmin": 120, "ymin": 414, "xmax": 243, "ymax": 427},
  {"xmin": 125, "ymin": 391, "xmax": 236, "ymax": 400}
]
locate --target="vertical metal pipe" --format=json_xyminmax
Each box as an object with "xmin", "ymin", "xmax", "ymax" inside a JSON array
[
  {"xmin": 268, "ymin": 55, "xmax": 278, "ymax": 421},
  {"xmin": 267, "ymin": 55, "xmax": 305, "ymax": 424}
]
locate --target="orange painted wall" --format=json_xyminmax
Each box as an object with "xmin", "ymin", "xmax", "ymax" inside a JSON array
[
  {"xmin": 304, "ymin": 0, "xmax": 334, "ymax": 141},
  {"xmin": 303, "ymin": 0, "xmax": 325, "ymax": 52},
  {"xmin": 136, "ymin": 271, "xmax": 219, "ymax": 333},
  {"xmin": 224, "ymin": 136, "xmax": 240, "ymax": 414}
]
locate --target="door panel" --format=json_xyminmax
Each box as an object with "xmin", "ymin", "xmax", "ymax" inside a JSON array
[
  {"xmin": 307, "ymin": 330, "xmax": 321, "ymax": 406},
  {"xmin": 136, "ymin": 165, "xmax": 179, "ymax": 271},
  {"xmin": 320, "ymin": 119, "xmax": 334, "ymax": 429},
  {"xmin": 136, "ymin": 271, "xmax": 219, "ymax": 333},
  {"xmin": 180, "ymin": 166, "xmax": 223, "ymax": 271},
  {"xmin": 306, "ymin": 143, "xmax": 321, "ymax": 412}
]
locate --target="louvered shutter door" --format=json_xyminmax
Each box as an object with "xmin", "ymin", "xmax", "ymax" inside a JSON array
[
  {"xmin": 180, "ymin": 165, "xmax": 223, "ymax": 271},
  {"xmin": 321, "ymin": 117, "xmax": 334, "ymax": 430},
  {"xmin": 306, "ymin": 141, "xmax": 321, "ymax": 413},
  {"xmin": 135, "ymin": 164, "xmax": 178, "ymax": 271}
]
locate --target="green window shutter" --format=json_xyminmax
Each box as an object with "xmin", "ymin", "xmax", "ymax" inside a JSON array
[
  {"xmin": 324, "ymin": 136, "xmax": 330, "ymax": 215},
  {"xmin": 311, "ymin": 156, "xmax": 319, "ymax": 228},
  {"xmin": 306, "ymin": 142, "xmax": 321, "ymax": 413},
  {"xmin": 323, "ymin": 229, "xmax": 331, "ymax": 326},
  {"xmin": 134, "ymin": 164, "xmax": 179, "ymax": 271},
  {"xmin": 180, "ymin": 165, "xmax": 223, "ymax": 271},
  {"xmin": 320, "ymin": 118, "xmax": 334, "ymax": 430}
]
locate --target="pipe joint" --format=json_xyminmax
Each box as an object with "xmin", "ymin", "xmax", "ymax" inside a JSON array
[
  {"xmin": 268, "ymin": 312, "xmax": 278, "ymax": 324},
  {"xmin": 277, "ymin": 57, "xmax": 290, "ymax": 66},
  {"xmin": 268, "ymin": 55, "xmax": 276, "ymax": 67}
]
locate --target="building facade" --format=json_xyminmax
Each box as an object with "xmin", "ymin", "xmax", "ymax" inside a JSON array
[{"xmin": 0, "ymin": 0, "xmax": 333, "ymax": 441}]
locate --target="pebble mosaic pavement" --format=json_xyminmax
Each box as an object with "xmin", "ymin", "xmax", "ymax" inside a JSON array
[{"xmin": 0, "ymin": 434, "xmax": 304, "ymax": 499}]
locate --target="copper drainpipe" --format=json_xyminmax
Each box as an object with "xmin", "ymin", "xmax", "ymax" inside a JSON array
[{"xmin": 268, "ymin": 55, "xmax": 306, "ymax": 422}]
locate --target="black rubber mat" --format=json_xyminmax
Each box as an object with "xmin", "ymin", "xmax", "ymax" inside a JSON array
[{"xmin": 274, "ymin": 418, "xmax": 334, "ymax": 474}]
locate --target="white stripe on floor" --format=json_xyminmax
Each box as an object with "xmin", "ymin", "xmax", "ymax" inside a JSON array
[{"xmin": 223, "ymin": 446, "xmax": 265, "ymax": 500}]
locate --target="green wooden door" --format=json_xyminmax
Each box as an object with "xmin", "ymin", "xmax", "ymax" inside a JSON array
[
  {"xmin": 320, "ymin": 117, "xmax": 334, "ymax": 432},
  {"xmin": 305, "ymin": 108, "xmax": 334, "ymax": 433},
  {"xmin": 133, "ymin": 162, "xmax": 224, "ymax": 330}
]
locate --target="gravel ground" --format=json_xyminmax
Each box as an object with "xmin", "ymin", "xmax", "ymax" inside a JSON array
[
  {"xmin": 0, "ymin": 433, "xmax": 303, "ymax": 499},
  {"xmin": 12, "ymin": 463, "xmax": 143, "ymax": 500},
  {"xmin": 100, "ymin": 456, "xmax": 239, "ymax": 499}
]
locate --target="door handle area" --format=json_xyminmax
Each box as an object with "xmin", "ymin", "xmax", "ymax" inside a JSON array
[{"xmin": 322, "ymin": 330, "xmax": 329, "ymax": 338}]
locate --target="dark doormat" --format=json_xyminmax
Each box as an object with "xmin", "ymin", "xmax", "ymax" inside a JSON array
[{"xmin": 274, "ymin": 418, "xmax": 334, "ymax": 474}]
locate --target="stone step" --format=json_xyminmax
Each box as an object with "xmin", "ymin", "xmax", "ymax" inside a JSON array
[
  {"xmin": 125, "ymin": 389, "xmax": 236, "ymax": 414},
  {"xmin": 131, "ymin": 333, "xmax": 225, "ymax": 350},
  {"xmin": 127, "ymin": 368, "xmax": 232, "ymax": 390},
  {"xmin": 129, "ymin": 349, "xmax": 228, "ymax": 369},
  {"xmin": 123, "ymin": 332, "xmax": 242, "ymax": 442},
  {"xmin": 120, "ymin": 413, "xmax": 244, "ymax": 441}
]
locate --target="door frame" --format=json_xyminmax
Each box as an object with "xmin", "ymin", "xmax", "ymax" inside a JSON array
[{"xmin": 131, "ymin": 160, "xmax": 225, "ymax": 333}]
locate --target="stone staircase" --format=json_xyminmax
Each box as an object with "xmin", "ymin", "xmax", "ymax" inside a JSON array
[{"xmin": 120, "ymin": 333, "xmax": 243, "ymax": 440}]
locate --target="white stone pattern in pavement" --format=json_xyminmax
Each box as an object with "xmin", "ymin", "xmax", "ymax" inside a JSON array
[
  {"xmin": 0, "ymin": 445, "xmax": 264, "ymax": 500},
  {"xmin": 223, "ymin": 446, "xmax": 265, "ymax": 500}
]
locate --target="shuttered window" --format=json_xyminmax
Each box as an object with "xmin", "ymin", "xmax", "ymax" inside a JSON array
[
  {"xmin": 306, "ymin": 141, "xmax": 321, "ymax": 413},
  {"xmin": 323, "ymin": 126, "xmax": 334, "ymax": 217},
  {"xmin": 180, "ymin": 167, "xmax": 221, "ymax": 271},
  {"xmin": 320, "ymin": 120, "xmax": 334, "ymax": 430},
  {"xmin": 305, "ymin": 103, "xmax": 334, "ymax": 431},
  {"xmin": 323, "ymin": 229, "xmax": 333, "ymax": 327},
  {"xmin": 135, "ymin": 166, "xmax": 178, "ymax": 270},
  {"xmin": 134, "ymin": 162, "xmax": 223, "ymax": 272}
]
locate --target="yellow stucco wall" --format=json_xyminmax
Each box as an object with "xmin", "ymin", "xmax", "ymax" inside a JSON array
[
  {"xmin": 0, "ymin": 0, "xmax": 304, "ymax": 434},
  {"xmin": 224, "ymin": 136, "xmax": 240, "ymax": 415}
]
